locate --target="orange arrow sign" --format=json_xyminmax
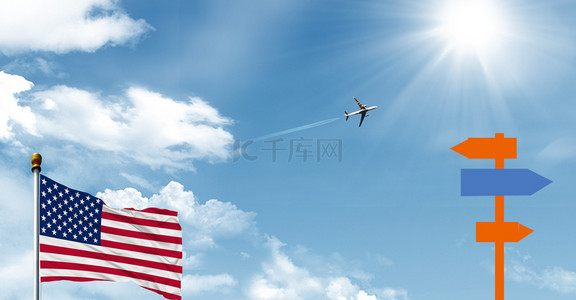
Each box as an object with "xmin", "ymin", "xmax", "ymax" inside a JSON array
[
  {"xmin": 476, "ymin": 221, "xmax": 533, "ymax": 243},
  {"xmin": 451, "ymin": 133, "xmax": 517, "ymax": 160}
]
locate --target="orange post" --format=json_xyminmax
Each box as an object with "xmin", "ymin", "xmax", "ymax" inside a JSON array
[
  {"xmin": 495, "ymin": 240, "xmax": 504, "ymax": 300},
  {"xmin": 495, "ymin": 144, "xmax": 505, "ymax": 300}
]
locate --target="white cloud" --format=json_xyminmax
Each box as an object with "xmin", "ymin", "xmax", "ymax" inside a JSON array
[
  {"xmin": 506, "ymin": 250, "xmax": 576, "ymax": 295},
  {"xmin": 540, "ymin": 267, "xmax": 576, "ymax": 293},
  {"xmin": 0, "ymin": 166, "xmax": 35, "ymax": 300},
  {"xmin": 509, "ymin": 260, "xmax": 576, "ymax": 294},
  {"xmin": 326, "ymin": 277, "xmax": 377, "ymax": 300},
  {"xmin": 0, "ymin": 71, "xmax": 37, "ymax": 140},
  {"xmin": 96, "ymin": 186, "xmax": 148, "ymax": 209},
  {"xmin": 97, "ymin": 181, "xmax": 257, "ymax": 249},
  {"xmin": 249, "ymin": 237, "xmax": 322, "ymax": 300},
  {"xmin": 87, "ymin": 181, "xmax": 406, "ymax": 299},
  {"xmin": 537, "ymin": 136, "xmax": 576, "ymax": 162},
  {"xmin": 374, "ymin": 288, "xmax": 410, "ymax": 300},
  {"xmin": 0, "ymin": 72, "xmax": 234, "ymax": 170},
  {"xmin": 2, "ymin": 57, "xmax": 67, "ymax": 78},
  {"xmin": 0, "ymin": 0, "xmax": 152, "ymax": 54},
  {"xmin": 41, "ymin": 86, "xmax": 231, "ymax": 169},
  {"xmin": 0, "ymin": 251, "xmax": 34, "ymax": 300},
  {"xmin": 119, "ymin": 172, "xmax": 156, "ymax": 191},
  {"xmin": 182, "ymin": 273, "xmax": 237, "ymax": 295},
  {"xmin": 21, "ymin": 83, "xmax": 233, "ymax": 171},
  {"xmin": 246, "ymin": 236, "xmax": 403, "ymax": 300}
]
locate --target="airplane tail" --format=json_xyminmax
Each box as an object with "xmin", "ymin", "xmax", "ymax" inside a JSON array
[{"xmin": 344, "ymin": 111, "xmax": 349, "ymax": 120}]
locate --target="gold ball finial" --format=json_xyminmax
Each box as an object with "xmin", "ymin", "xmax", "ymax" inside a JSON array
[{"xmin": 31, "ymin": 153, "xmax": 42, "ymax": 172}]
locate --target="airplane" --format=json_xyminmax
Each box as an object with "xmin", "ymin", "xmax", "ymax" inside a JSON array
[{"xmin": 345, "ymin": 98, "xmax": 378, "ymax": 127}]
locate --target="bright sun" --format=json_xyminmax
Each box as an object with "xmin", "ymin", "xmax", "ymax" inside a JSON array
[{"xmin": 435, "ymin": 0, "xmax": 509, "ymax": 58}]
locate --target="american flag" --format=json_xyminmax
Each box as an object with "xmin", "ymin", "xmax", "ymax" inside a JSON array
[{"xmin": 39, "ymin": 175, "xmax": 183, "ymax": 300}]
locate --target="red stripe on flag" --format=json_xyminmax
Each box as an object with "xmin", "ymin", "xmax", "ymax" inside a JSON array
[
  {"xmin": 42, "ymin": 276, "xmax": 108, "ymax": 283},
  {"xmin": 41, "ymin": 244, "xmax": 183, "ymax": 274},
  {"xmin": 101, "ymin": 240, "xmax": 182, "ymax": 259},
  {"xmin": 101, "ymin": 225, "xmax": 182, "ymax": 244},
  {"xmin": 41, "ymin": 261, "xmax": 181, "ymax": 288},
  {"xmin": 144, "ymin": 286, "xmax": 182, "ymax": 300},
  {"xmin": 102, "ymin": 211, "xmax": 181, "ymax": 230}
]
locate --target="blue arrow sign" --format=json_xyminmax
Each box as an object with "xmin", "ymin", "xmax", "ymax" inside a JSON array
[{"xmin": 461, "ymin": 169, "xmax": 552, "ymax": 196}]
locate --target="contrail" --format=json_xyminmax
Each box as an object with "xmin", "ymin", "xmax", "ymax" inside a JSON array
[{"xmin": 252, "ymin": 117, "xmax": 340, "ymax": 141}]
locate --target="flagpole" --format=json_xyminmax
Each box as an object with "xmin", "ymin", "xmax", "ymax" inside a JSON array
[{"xmin": 31, "ymin": 153, "xmax": 42, "ymax": 300}]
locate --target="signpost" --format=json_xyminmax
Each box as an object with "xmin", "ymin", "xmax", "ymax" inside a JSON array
[
  {"xmin": 461, "ymin": 169, "xmax": 552, "ymax": 196},
  {"xmin": 452, "ymin": 133, "xmax": 551, "ymax": 300},
  {"xmin": 476, "ymin": 222, "xmax": 533, "ymax": 243}
]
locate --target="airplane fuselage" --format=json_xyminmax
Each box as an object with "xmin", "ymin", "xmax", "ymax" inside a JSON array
[{"xmin": 345, "ymin": 106, "xmax": 378, "ymax": 116}]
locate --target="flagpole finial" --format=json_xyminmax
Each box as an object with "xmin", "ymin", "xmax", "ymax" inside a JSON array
[{"xmin": 31, "ymin": 153, "xmax": 42, "ymax": 172}]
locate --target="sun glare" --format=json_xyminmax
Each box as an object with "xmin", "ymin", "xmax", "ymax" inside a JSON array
[{"xmin": 435, "ymin": 0, "xmax": 508, "ymax": 57}]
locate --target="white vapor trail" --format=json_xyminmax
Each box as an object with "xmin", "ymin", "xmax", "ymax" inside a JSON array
[{"xmin": 252, "ymin": 117, "xmax": 340, "ymax": 141}]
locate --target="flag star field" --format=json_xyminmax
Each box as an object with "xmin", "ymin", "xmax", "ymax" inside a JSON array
[{"xmin": 40, "ymin": 176, "xmax": 103, "ymax": 245}]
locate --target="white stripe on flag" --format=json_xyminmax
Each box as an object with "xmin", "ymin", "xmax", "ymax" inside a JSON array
[{"xmin": 41, "ymin": 236, "xmax": 183, "ymax": 268}]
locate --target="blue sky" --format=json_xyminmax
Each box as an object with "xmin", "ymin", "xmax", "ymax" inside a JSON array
[{"xmin": 2, "ymin": 0, "xmax": 576, "ymax": 299}]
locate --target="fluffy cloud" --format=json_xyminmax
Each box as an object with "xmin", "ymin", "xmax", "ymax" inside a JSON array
[
  {"xmin": 326, "ymin": 278, "xmax": 377, "ymax": 300},
  {"xmin": 96, "ymin": 184, "xmax": 404, "ymax": 299},
  {"xmin": 2, "ymin": 57, "xmax": 67, "ymax": 78},
  {"xmin": 540, "ymin": 267, "xmax": 576, "ymax": 293},
  {"xmin": 537, "ymin": 136, "xmax": 576, "ymax": 162},
  {"xmin": 0, "ymin": 167, "xmax": 37, "ymax": 300},
  {"xmin": 97, "ymin": 181, "xmax": 257, "ymax": 248},
  {"xmin": 32, "ymin": 85, "xmax": 233, "ymax": 170},
  {"xmin": 0, "ymin": 0, "xmax": 152, "ymax": 54},
  {"xmin": 0, "ymin": 251, "xmax": 34, "ymax": 300},
  {"xmin": 374, "ymin": 288, "xmax": 410, "ymax": 300},
  {"xmin": 509, "ymin": 260, "xmax": 576, "ymax": 294},
  {"xmin": 97, "ymin": 182, "xmax": 252, "ymax": 296},
  {"xmin": 0, "ymin": 71, "xmax": 37, "ymax": 140},
  {"xmin": 248, "ymin": 237, "xmax": 323, "ymax": 300},
  {"xmin": 247, "ymin": 236, "xmax": 406, "ymax": 300},
  {"xmin": 0, "ymin": 71, "xmax": 234, "ymax": 170},
  {"xmin": 182, "ymin": 273, "xmax": 237, "ymax": 295}
]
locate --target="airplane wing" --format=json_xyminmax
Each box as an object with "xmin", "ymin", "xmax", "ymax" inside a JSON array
[
  {"xmin": 354, "ymin": 97, "xmax": 364, "ymax": 109},
  {"xmin": 358, "ymin": 111, "xmax": 366, "ymax": 127}
]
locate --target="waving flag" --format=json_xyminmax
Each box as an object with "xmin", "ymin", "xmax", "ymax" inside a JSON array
[{"xmin": 39, "ymin": 175, "xmax": 183, "ymax": 300}]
